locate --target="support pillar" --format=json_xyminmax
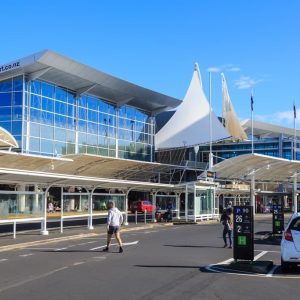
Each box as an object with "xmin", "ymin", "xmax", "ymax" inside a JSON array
[
  {"xmin": 124, "ymin": 189, "xmax": 130, "ymax": 226},
  {"xmin": 250, "ymin": 173, "xmax": 256, "ymax": 217},
  {"xmin": 88, "ymin": 191, "xmax": 94, "ymax": 230},
  {"xmin": 41, "ymin": 186, "xmax": 50, "ymax": 235},
  {"xmin": 33, "ymin": 185, "xmax": 39, "ymax": 213},
  {"xmin": 185, "ymin": 185, "xmax": 188, "ymax": 221},
  {"xmin": 293, "ymin": 174, "xmax": 298, "ymax": 213},
  {"xmin": 151, "ymin": 192, "xmax": 157, "ymax": 223},
  {"xmin": 17, "ymin": 184, "xmax": 26, "ymax": 213},
  {"xmin": 176, "ymin": 193, "xmax": 180, "ymax": 220}
]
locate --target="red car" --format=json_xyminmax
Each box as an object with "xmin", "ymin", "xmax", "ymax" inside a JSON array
[{"xmin": 130, "ymin": 200, "xmax": 153, "ymax": 213}]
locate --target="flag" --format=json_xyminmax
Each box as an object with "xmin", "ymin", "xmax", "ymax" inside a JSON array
[
  {"xmin": 251, "ymin": 95, "xmax": 254, "ymax": 111},
  {"xmin": 294, "ymin": 103, "xmax": 297, "ymax": 119}
]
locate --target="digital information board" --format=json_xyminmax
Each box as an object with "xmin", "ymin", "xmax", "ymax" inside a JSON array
[
  {"xmin": 233, "ymin": 206, "xmax": 254, "ymax": 261},
  {"xmin": 272, "ymin": 203, "xmax": 284, "ymax": 234}
]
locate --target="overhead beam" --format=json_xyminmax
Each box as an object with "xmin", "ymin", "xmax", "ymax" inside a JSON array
[
  {"xmin": 151, "ymin": 106, "xmax": 170, "ymax": 116},
  {"xmin": 27, "ymin": 67, "xmax": 52, "ymax": 81},
  {"xmin": 76, "ymin": 84, "xmax": 97, "ymax": 97},
  {"xmin": 116, "ymin": 97, "xmax": 135, "ymax": 107}
]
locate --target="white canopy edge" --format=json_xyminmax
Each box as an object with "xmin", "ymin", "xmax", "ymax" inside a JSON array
[
  {"xmin": 0, "ymin": 127, "xmax": 19, "ymax": 148},
  {"xmin": 155, "ymin": 64, "xmax": 230, "ymax": 149}
]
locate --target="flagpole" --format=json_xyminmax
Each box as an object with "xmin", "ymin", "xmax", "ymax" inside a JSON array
[
  {"xmin": 209, "ymin": 71, "xmax": 213, "ymax": 171},
  {"xmin": 294, "ymin": 100, "xmax": 296, "ymax": 160},
  {"xmin": 251, "ymin": 90, "xmax": 254, "ymax": 154}
]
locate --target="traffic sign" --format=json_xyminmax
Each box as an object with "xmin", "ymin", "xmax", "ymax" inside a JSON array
[{"xmin": 233, "ymin": 206, "xmax": 254, "ymax": 261}]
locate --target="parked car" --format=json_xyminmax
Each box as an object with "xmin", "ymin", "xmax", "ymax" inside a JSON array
[
  {"xmin": 281, "ymin": 212, "xmax": 300, "ymax": 272},
  {"xmin": 130, "ymin": 200, "xmax": 153, "ymax": 213}
]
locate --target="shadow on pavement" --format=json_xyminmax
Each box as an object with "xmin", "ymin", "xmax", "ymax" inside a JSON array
[
  {"xmin": 135, "ymin": 265, "xmax": 201, "ymax": 270},
  {"xmin": 164, "ymin": 244, "xmax": 225, "ymax": 249}
]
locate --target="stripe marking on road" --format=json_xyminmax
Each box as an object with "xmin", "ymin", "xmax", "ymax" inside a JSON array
[
  {"xmin": 90, "ymin": 240, "xmax": 139, "ymax": 251},
  {"xmin": 253, "ymin": 251, "xmax": 268, "ymax": 261}
]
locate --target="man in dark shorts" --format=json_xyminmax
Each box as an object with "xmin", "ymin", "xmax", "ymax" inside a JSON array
[{"xmin": 103, "ymin": 200, "xmax": 124, "ymax": 253}]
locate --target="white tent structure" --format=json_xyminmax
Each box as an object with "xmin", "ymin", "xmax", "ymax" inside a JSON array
[
  {"xmin": 155, "ymin": 64, "xmax": 230, "ymax": 149},
  {"xmin": 221, "ymin": 73, "xmax": 247, "ymax": 140}
]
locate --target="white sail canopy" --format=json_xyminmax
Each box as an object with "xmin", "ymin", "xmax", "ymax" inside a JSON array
[
  {"xmin": 155, "ymin": 64, "xmax": 230, "ymax": 149},
  {"xmin": 221, "ymin": 73, "xmax": 247, "ymax": 140}
]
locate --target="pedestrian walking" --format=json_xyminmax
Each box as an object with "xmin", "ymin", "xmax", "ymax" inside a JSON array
[
  {"xmin": 103, "ymin": 200, "xmax": 124, "ymax": 253},
  {"xmin": 221, "ymin": 208, "xmax": 233, "ymax": 248}
]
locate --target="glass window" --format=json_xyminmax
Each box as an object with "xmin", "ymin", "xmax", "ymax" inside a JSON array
[
  {"xmin": 12, "ymin": 107, "xmax": 22, "ymax": 120},
  {"xmin": 13, "ymin": 92, "xmax": 22, "ymax": 106},
  {"xmin": 66, "ymin": 130, "xmax": 75, "ymax": 143},
  {"xmin": 30, "ymin": 108, "xmax": 40, "ymax": 122},
  {"xmin": 67, "ymin": 92, "xmax": 76, "ymax": 105},
  {"xmin": 54, "ymin": 142, "xmax": 66, "ymax": 155},
  {"xmin": 30, "ymin": 80, "xmax": 41, "ymax": 94},
  {"xmin": 41, "ymin": 111, "xmax": 54, "ymax": 125},
  {"xmin": 56, "ymin": 87, "xmax": 67, "ymax": 101},
  {"xmin": 13, "ymin": 76, "xmax": 23, "ymax": 91},
  {"xmin": 55, "ymin": 114, "xmax": 67, "ymax": 128},
  {"xmin": 98, "ymin": 136, "xmax": 108, "ymax": 147},
  {"xmin": 42, "ymin": 97, "xmax": 54, "ymax": 112},
  {"xmin": 87, "ymin": 122, "xmax": 97, "ymax": 134},
  {"xmin": 78, "ymin": 132, "xmax": 86, "ymax": 144},
  {"xmin": 78, "ymin": 120, "xmax": 86, "ymax": 132},
  {"xmin": 0, "ymin": 93, "xmax": 12, "ymax": 106},
  {"xmin": 30, "ymin": 137, "xmax": 40, "ymax": 152},
  {"xmin": 79, "ymin": 145, "xmax": 87, "ymax": 153},
  {"xmin": 79, "ymin": 107, "xmax": 87, "ymax": 120},
  {"xmin": 66, "ymin": 117, "xmax": 75, "ymax": 130},
  {"xmin": 87, "ymin": 97, "xmax": 98, "ymax": 111},
  {"xmin": 41, "ymin": 139, "xmax": 53, "ymax": 154},
  {"xmin": 55, "ymin": 128, "xmax": 66, "ymax": 142},
  {"xmin": 11, "ymin": 121, "xmax": 22, "ymax": 135},
  {"xmin": 88, "ymin": 110, "xmax": 97, "ymax": 122},
  {"xmin": 87, "ymin": 146, "xmax": 98, "ymax": 155},
  {"xmin": 67, "ymin": 104, "xmax": 75, "ymax": 118},
  {"xmin": 55, "ymin": 101, "xmax": 67, "ymax": 115},
  {"xmin": 66, "ymin": 143, "xmax": 75, "ymax": 154},
  {"xmin": 30, "ymin": 123, "xmax": 40, "ymax": 137},
  {"xmin": 40, "ymin": 124, "xmax": 54, "ymax": 139},
  {"xmin": 0, "ymin": 121, "xmax": 11, "ymax": 132},
  {"xmin": 0, "ymin": 79, "xmax": 12, "ymax": 92},
  {"xmin": 87, "ymin": 134, "xmax": 97, "ymax": 146},
  {"xmin": 31, "ymin": 94, "xmax": 41, "ymax": 109},
  {"xmin": 0, "ymin": 107, "xmax": 11, "ymax": 121},
  {"xmin": 42, "ymin": 82, "xmax": 55, "ymax": 98},
  {"xmin": 79, "ymin": 96, "xmax": 87, "ymax": 108}
]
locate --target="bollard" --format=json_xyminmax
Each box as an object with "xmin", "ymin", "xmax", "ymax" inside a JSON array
[
  {"xmin": 60, "ymin": 217, "xmax": 63, "ymax": 233},
  {"xmin": 144, "ymin": 209, "xmax": 147, "ymax": 224},
  {"xmin": 13, "ymin": 221, "xmax": 16, "ymax": 239},
  {"xmin": 135, "ymin": 210, "xmax": 138, "ymax": 224}
]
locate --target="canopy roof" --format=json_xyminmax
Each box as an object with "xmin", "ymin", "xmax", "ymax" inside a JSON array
[
  {"xmin": 0, "ymin": 127, "xmax": 19, "ymax": 148},
  {"xmin": 0, "ymin": 151, "xmax": 189, "ymax": 191},
  {"xmin": 241, "ymin": 119, "xmax": 300, "ymax": 139},
  {"xmin": 0, "ymin": 50, "xmax": 181, "ymax": 114},
  {"xmin": 155, "ymin": 64, "xmax": 230, "ymax": 149},
  {"xmin": 213, "ymin": 153, "xmax": 300, "ymax": 183}
]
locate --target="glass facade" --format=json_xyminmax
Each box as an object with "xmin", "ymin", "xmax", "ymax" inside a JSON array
[{"xmin": 0, "ymin": 76, "xmax": 154, "ymax": 162}]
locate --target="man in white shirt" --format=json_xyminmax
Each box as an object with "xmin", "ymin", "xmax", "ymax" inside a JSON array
[{"xmin": 103, "ymin": 200, "xmax": 124, "ymax": 253}]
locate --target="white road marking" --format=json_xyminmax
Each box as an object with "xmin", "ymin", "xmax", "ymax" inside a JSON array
[
  {"xmin": 90, "ymin": 240, "xmax": 139, "ymax": 251},
  {"xmin": 266, "ymin": 265, "xmax": 279, "ymax": 277},
  {"xmin": 54, "ymin": 247, "xmax": 67, "ymax": 251},
  {"xmin": 255, "ymin": 249, "xmax": 280, "ymax": 253},
  {"xmin": 19, "ymin": 253, "xmax": 34, "ymax": 257},
  {"xmin": 144, "ymin": 231, "xmax": 158, "ymax": 234},
  {"xmin": 253, "ymin": 251, "xmax": 268, "ymax": 261},
  {"xmin": 87, "ymin": 241, "xmax": 98, "ymax": 244},
  {"xmin": 216, "ymin": 258, "xmax": 234, "ymax": 265},
  {"xmin": 73, "ymin": 262, "xmax": 84, "ymax": 266},
  {"xmin": 0, "ymin": 258, "xmax": 8, "ymax": 262}
]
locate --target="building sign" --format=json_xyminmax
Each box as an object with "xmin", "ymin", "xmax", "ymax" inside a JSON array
[
  {"xmin": 272, "ymin": 203, "xmax": 284, "ymax": 234},
  {"xmin": 206, "ymin": 171, "xmax": 216, "ymax": 179},
  {"xmin": 233, "ymin": 206, "xmax": 254, "ymax": 261},
  {"xmin": 0, "ymin": 61, "xmax": 21, "ymax": 74}
]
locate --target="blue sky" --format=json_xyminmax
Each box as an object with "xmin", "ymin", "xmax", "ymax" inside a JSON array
[{"xmin": 1, "ymin": 0, "xmax": 300, "ymax": 127}]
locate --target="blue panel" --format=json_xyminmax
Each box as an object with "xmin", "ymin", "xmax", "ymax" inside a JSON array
[
  {"xmin": 41, "ymin": 139, "xmax": 54, "ymax": 154},
  {"xmin": 30, "ymin": 123, "xmax": 40, "ymax": 137},
  {"xmin": 40, "ymin": 124, "xmax": 54, "ymax": 139},
  {"xmin": 30, "ymin": 108, "xmax": 41, "ymax": 122},
  {"xmin": 30, "ymin": 80, "xmax": 41, "ymax": 94},
  {"xmin": 0, "ymin": 107, "xmax": 11, "ymax": 121},
  {"xmin": 13, "ymin": 76, "xmax": 23, "ymax": 91},
  {"xmin": 0, "ymin": 121, "xmax": 11, "ymax": 132},
  {"xmin": 13, "ymin": 92, "xmax": 22, "ymax": 106},
  {"xmin": 11, "ymin": 121, "xmax": 22, "ymax": 135},
  {"xmin": 31, "ymin": 94, "xmax": 41, "ymax": 109},
  {"xmin": 55, "ymin": 101, "xmax": 67, "ymax": 115},
  {"xmin": 42, "ymin": 82, "xmax": 55, "ymax": 98},
  {"xmin": 42, "ymin": 97, "xmax": 54, "ymax": 112},
  {"xmin": 0, "ymin": 93, "xmax": 12, "ymax": 106},
  {"xmin": 55, "ymin": 128, "xmax": 66, "ymax": 142},
  {"xmin": 30, "ymin": 137, "xmax": 40, "ymax": 152},
  {"xmin": 66, "ymin": 130, "xmax": 75, "ymax": 143},
  {"xmin": 0, "ymin": 79, "xmax": 12, "ymax": 92},
  {"xmin": 56, "ymin": 87, "xmax": 67, "ymax": 101},
  {"xmin": 12, "ymin": 106, "xmax": 22, "ymax": 120},
  {"xmin": 41, "ymin": 111, "xmax": 54, "ymax": 125}
]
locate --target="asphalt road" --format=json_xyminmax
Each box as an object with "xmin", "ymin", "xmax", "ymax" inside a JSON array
[{"xmin": 0, "ymin": 217, "xmax": 300, "ymax": 300}]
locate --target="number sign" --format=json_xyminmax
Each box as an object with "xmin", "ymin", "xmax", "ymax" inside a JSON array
[
  {"xmin": 233, "ymin": 206, "xmax": 254, "ymax": 261},
  {"xmin": 272, "ymin": 203, "xmax": 284, "ymax": 234}
]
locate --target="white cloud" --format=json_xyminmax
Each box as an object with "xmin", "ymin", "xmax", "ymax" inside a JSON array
[
  {"xmin": 234, "ymin": 76, "xmax": 263, "ymax": 90},
  {"xmin": 207, "ymin": 67, "xmax": 221, "ymax": 73},
  {"xmin": 206, "ymin": 64, "xmax": 240, "ymax": 73},
  {"xmin": 255, "ymin": 109, "xmax": 300, "ymax": 126}
]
